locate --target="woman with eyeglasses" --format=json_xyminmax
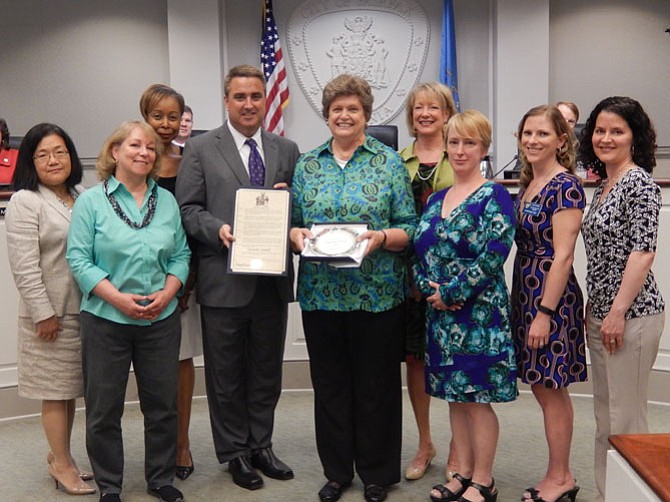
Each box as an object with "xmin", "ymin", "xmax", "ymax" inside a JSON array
[{"xmin": 6, "ymin": 123, "xmax": 95, "ymax": 495}]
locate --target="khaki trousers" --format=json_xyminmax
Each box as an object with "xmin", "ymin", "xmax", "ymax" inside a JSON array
[{"xmin": 586, "ymin": 311, "xmax": 664, "ymax": 502}]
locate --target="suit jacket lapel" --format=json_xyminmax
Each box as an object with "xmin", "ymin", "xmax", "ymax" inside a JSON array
[
  {"xmin": 216, "ymin": 125, "xmax": 250, "ymax": 185},
  {"xmin": 38, "ymin": 184, "xmax": 72, "ymax": 222}
]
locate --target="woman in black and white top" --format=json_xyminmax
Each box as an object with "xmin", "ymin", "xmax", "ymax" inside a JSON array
[{"xmin": 579, "ymin": 96, "xmax": 665, "ymax": 502}]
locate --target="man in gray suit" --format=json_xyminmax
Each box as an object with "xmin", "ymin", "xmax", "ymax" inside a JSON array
[{"xmin": 176, "ymin": 64, "xmax": 299, "ymax": 491}]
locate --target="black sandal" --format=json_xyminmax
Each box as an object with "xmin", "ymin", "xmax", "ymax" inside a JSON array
[
  {"xmin": 459, "ymin": 478, "xmax": 498, "ymax": 502},
  {"xmin": 429, "ymin": 473, "xmax": 472, "ymax": 502}
]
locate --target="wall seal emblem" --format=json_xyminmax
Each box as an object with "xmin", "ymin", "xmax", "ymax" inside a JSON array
[{"xmin": 286, "ymin": 0, "xmax": 430, "ymax": 124}]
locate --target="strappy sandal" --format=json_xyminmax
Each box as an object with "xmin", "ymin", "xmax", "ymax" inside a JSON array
[
  {"xmin": 430, "ymin": 473, "xmax": 472, "ymax": 502},
  {"xmin": 459, "ymin": 478, "xmax": 498, "ymax": 502}
]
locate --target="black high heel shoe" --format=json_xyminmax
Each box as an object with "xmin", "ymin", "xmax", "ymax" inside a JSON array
[
  {"xmin": 430, "ymin": 473, "xmax": 472, "ymax": 501},
  {"xmin": 528, "ymin": 485, "xmax": 580, "ymax": 502},
  {"xmin": 175, "ymin": 452, "xmax": 194, "ymax": 480},
  {"xmin": 459, "ymin": 478, "xmax": 498, "ymax": 502}
]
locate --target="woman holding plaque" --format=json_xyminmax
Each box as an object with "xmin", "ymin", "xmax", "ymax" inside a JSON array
[
  {"xmin": 413, "ymin": 110, "xmax": 516, "ymax": 502},
  {"xmin": 399, "ymin": 82, "xmax": 460, "ymax": 482},
  {"xmin": 289, "ymin": 74, "xmax": 416, "ymax": 502}
]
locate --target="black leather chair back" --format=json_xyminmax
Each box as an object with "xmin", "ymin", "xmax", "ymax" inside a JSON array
[{"xmin": 365, "ymin": 125, "xmax": 398, "ymax": 151}]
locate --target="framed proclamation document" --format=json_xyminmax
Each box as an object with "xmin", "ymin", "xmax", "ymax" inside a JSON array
[{"xmin": 228, "ymin": 188, "xmax": 291, "ymax": 276}]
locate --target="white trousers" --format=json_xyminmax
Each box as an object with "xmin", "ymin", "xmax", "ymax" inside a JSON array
[{"xmin": 586, "ymin": 311, "xmax": 664, "ymax": 502}]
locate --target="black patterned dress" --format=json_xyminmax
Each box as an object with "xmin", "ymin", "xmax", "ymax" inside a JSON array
[{"xmin": 511, "ymin": 172, "xmax": 588, "ymax": 387}]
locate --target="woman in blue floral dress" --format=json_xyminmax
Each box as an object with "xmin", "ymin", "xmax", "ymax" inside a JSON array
[{"xmin": 413, "ymin": 110, "xmax": 516, "ymax": 502}]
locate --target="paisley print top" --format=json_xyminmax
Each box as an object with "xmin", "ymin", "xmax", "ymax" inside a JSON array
[
  {"xmin": 582, "ymin": 167, "xmax": 664, "ymax": 320},
  {"xmin": 291, "ymin": 136, "xmax": 417, "ymax": 312}
]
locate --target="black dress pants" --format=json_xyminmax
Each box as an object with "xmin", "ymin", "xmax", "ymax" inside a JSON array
[
  {"xmin": 200, "ymin": 279, "xmax": 288, "ymax": 462},
  {"xmin": 302, "ymin": 305, "xmax": 403, "ymax": 486}
]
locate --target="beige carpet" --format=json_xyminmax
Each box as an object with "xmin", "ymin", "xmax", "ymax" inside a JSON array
[{"xmin": 1, "ymin": 389, "xmax": 669, "ymax": 501}]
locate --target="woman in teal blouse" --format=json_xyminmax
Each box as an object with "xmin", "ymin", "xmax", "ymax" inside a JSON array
[
  {"xmin": 290, "ymin": 74, "xmax": 416, "ymax": 502},
  {"xmin": 67, "ymin": 121, "xmax": 190, "ymax": 502}
]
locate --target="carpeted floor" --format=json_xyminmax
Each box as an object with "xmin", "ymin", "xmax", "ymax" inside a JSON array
[{"xmin": 1, "ymin": 389, "xmax": 669, "ymax": 502}]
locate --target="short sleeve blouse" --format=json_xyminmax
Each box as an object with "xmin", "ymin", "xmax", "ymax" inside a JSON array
[{"xmin": 581, "ymin": 167, "xmax": 664, "ymax": 320}]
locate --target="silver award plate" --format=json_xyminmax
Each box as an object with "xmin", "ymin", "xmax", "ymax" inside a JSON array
[{"xmin": 310, "ymin": 226, "xmax": 361, "ymax": 256}]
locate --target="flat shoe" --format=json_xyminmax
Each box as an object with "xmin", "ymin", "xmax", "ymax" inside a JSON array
[
  {"xmin": 318, "ymin": 480, "xmax": 351, "ymax": 502},
  {"xmin": 228, "ymin": 456, "xmax": 263, "ymax": 490},
  {"xmin": 405, "ymin": 446, "xmax": 437, "ymax": 480},
  {"xmin": 364, "ymin": 484, "xmax": 388, "ymax": 502},
  {"xmin": 250, "ymin": 447, "xmax": 294, "ymax": 480}
]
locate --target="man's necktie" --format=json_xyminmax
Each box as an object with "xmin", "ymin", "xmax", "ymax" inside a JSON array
[{"xmin": 245, "ymin": 138, "xmax": 265, "ymax": 187}]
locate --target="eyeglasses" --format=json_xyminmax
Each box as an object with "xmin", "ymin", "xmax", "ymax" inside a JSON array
[{"xmin": 33, "ymin": 149, "xmax": 70, "ymax": 164}]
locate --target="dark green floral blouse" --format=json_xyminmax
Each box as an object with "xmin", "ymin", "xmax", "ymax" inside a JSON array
[{"xmin": 291, "ymin": 136, "xmax": 417, "ymax": 313}]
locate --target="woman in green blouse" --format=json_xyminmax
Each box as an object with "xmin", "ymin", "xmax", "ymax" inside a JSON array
[
  {"xmin": 67, "ymin": 121, "xmax": 191, "ymax": 502},
  {"xmin": 289, "ymin": 74, "xmax": 417, "ymax": 502}
]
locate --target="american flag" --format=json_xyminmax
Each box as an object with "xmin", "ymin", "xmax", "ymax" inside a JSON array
[{"xmin": 261, "ymin": 0, "xmax": 289, "ymax": 136}]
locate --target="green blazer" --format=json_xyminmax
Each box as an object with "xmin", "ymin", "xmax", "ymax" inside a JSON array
[{"xmin": 399, "ymin": 142, "xmax": 454, "ymax": 191}]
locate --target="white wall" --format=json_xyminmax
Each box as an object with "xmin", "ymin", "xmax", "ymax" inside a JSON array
[{"xmin": 0, "ymin": 0, "xmax": 169, "ymax": 158}]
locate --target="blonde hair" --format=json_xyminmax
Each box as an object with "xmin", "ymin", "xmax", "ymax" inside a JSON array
[
  {"xmin": 404, "ymin": 82, "xmax": 456, "ymax": 138},
  {"xmin": 445, "ymin": 109, "xmax": 492, "ymax": 151},
  {"xmin": 517, "ymin": 105, "xmax": 575, "ymax": 188},
  {"xmin": 96, "ymin": 121, "xmax": 163, "ymax": 181}
]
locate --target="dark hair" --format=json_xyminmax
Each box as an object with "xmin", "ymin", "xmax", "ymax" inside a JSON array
[
  {"xmin": 578, "ymin": 96, "xmax": 657, "ymax": 178},
  {"xmin": 139, "ymin": 83, "xmax": 185, "ymax": 120},
  {"xmin": 13, "ymin": 123, "xmax": 83, "ymax": 191},
  {"xmin": 223, "ymin": 65, "xmax": 265, "ymax": 97},
  {"xmin": 184, "ymin": 105, "xmax": 193, "ymax": 116},
  {"xmin": 0, "ymin": 118, "xmax": 9, "ymax": 149}
]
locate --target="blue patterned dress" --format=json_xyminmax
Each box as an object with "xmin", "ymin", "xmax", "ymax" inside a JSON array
[
  {"xmin": 511, "ymin": 171, "xmax": 588, "ymax": 387},
  {"xmin": 413, "ymin": 182, "xmax": 517, "ymax": 403}
]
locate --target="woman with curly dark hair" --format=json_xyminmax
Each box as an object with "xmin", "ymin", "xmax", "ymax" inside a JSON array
[{"xmin": 579, "ymin": 96, "xmax": 664, "ymax": 502}]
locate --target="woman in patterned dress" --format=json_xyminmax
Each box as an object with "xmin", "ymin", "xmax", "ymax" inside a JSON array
[
  {"xmin": 289, "ymin": 74, "xmax": 417, "ymax": 502},
  {"xmin": 579, "ymin": 96, "xmax": 665, "ymax": 502},
  {"xmin": 511, "ymin": 105, "xmax": 585, "ymax": 502},
  {"xmin": 413, "ymin": 110, "xmax": 517, "ymax": 502},
  {"xmin": 399, "ymin": 82, "xmax": 459, "ymax": 482}
]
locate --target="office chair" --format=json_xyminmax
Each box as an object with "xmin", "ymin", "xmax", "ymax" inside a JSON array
[{"xmin": 365, "ymin": 125, "xmax": 398, "ymax": 151}]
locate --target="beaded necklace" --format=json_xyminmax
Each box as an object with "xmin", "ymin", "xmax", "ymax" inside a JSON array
[{"xmin": 103, "ymin": 180, "xmax": 157, "ymax": 229}]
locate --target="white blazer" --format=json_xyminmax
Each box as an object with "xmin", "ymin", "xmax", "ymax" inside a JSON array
[{"xmin": 6, "ymin": 184, "xmax": 83, "ymax": 322}]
